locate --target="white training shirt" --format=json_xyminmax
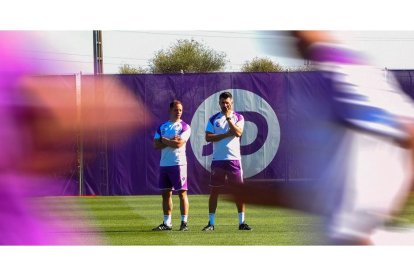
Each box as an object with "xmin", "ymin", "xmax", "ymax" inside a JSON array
[
  {"xmin": 205, "ymin": 111, "xmax": 244, "ymax": 161},
  {"xmin": 154, "ymin": 119, "xmax": 191, "ymax": 166}
]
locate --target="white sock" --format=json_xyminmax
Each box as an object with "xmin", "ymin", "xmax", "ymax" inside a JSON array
[
  {"xmin": 181, "ymin": 215, "xmax": 188, "ymax": 223},
  {"xmin": 238, "ymin": 212, "xmax": 245, "ymax": 225},
  {"xmin": 209, "ymin": 213, "xmax": 215, "ymax": 225},
  {"xmin": 164, "ymin": 215, "xmax": 172, "ymax": 226}
]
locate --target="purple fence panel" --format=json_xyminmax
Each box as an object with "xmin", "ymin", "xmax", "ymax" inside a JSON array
[{"xmin": 79, "ymin": 71, "xmax": 414, "ymax": 196}]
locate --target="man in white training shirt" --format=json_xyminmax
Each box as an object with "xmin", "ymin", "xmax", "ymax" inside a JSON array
[
  {"xmin": 202, "ymin": 91, "xmax": 252, "ymax": 231},
  {"xmin": 153, "ymin": 100, "xmax": 191, "ymax": 231}
]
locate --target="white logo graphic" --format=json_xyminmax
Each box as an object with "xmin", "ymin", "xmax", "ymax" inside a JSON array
[{"xmin": 190, "ymin": 89, "xmax": 280, "ymax": 178}]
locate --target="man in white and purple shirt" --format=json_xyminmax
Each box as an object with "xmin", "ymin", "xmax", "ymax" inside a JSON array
[
  {"xmin": 202, "ymin": 91, "xmax": 252, "ymax": 231},
  {"xmin": 153, "ymin": 100, "xmax": 191, "ymax": 231}
]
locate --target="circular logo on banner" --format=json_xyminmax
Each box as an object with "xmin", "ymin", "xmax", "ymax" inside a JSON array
[{"xmin": 190, "ymin": 89, "xmax": 280, "ymax": 178}]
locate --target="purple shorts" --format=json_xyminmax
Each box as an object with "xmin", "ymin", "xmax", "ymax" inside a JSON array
[
  {"xmin": 210, "ymin": 160, "xmax": 243, "ymax": 187},
  {"xmin": 158, "ymin": 165, "xmax": 188, "ymax": 191}
]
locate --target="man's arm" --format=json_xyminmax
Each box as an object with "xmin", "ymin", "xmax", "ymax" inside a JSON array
[
  {"xmin": 153, "ymin": 138, "xmax": 167, "ymax": 149},
  {"xmin": 205, "ymin": 131, "xmax": 233, "ymax": 142},
  {"xmin": 160, "ymin": 136, "xmax": 186, "ymax": 148},
  {"xmin": 227, "ymin": 119, "xmax": 243, "ymax": 137},
  {"xmin": 205, "ymin": 120, "xmax": 243, "ymax": 142}
]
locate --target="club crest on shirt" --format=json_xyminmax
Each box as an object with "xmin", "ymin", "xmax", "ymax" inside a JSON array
[{"xmin": 215, "ymin": 121, "xmax": 221, "ymax": 127}]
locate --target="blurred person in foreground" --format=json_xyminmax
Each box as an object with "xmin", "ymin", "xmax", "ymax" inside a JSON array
[
  {"xmin": 0, "ymin": 32, "xmax": 150, "ymax": 245},
  {"xmin": 152, "ymin": 100, "xmax": 191, "ymax": 231},
  {"xmin": 227, "ymin": 31, "xmax": 414, "ymax": 245}
]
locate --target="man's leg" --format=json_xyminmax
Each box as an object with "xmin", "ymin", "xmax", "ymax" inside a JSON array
[
  {"xmin": 153, "ymin": 167, "xmax": 173, "ymax": 231},
  {"xmin": 202, "ymin": 187, "xmax": 220, "ymax": 231},
  {"xmin": 203, "ymin": 161, "xmax": 225, "ymax": 231},
  {"xmin": 228, "ymin": 160, "xmax": 251, "ymax": 230},
  {"xmin": 178, "ymin": 190, "xmax": 189, "ymax": 231},
  {"xmin": 178, "ymin": 190, "xmax": 189, "ymax": 217},
  {"xmin": 208, "ymin": 186, "xmax": 220, "ymax": 214},
  {"xmin": 162, "ymin": 189, "xmax": 173, "ymax": 225},
  {"xmin": 152, "ymin": 189, "xmax": 173, "ymax": 231},
  {"xmin": 235, "ymin": 193, "xmax": 251, "ymax": 230}
]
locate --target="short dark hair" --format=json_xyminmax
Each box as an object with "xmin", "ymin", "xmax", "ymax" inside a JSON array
[
  {"xmin": 169, "ymin": 100, "xmax": 183, "ymax": 109},
  {"xmin": 219, "ymin": 91, "xmax": 232, "ymax": 100}
]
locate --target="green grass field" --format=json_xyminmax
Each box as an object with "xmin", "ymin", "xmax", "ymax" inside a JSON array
[
  {"xmin": 35, "ymin": 194, "xmax": 414, "ymax": 246},
  {"xmin": 35, "ymin": 195, "xmax": 326, "ymax": 245}
]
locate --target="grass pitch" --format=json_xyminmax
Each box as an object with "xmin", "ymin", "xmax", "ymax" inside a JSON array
[
  {"xmin": 37, "ymin": 194, "xmax": 414, "ymax": 245},
  {"xmin": 38, "ymin": 195, "xmax": 327, "ymax": 245}
]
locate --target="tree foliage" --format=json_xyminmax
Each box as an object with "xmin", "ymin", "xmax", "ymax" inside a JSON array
[
  {"xmin": 241, "ymin": 57, "xmax": 285, "ymax": 72},
  {"xmin": 149, "ymin": 39, "xmax": 227, "ymax": 73},
  {"xmin": 118, "ymin": 64, "xmax": 147, "ymax": 74}
]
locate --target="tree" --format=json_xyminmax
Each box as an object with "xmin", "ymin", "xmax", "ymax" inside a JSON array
[
  {"xmin": 118, "ymin": 64, "xmax": 147, "ymax": 74},
  {"xmin": 241, "ymin": 57, "xmax": 285, "ymax": 72},
  {"xmin": 149, "ymin": 39, "xmax": 227, "ymax": 73}
]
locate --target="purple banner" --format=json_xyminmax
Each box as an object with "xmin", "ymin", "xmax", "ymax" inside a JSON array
[{"xmin": 80, "ymin": 71, "xmax": 414, "ymax": 196}]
